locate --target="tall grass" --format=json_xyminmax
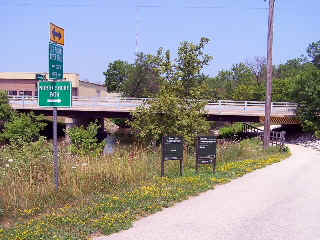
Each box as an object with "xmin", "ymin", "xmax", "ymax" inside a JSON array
[{"xmin": 0, "ymin": 137, "xmax": 280, "ymax": 219}]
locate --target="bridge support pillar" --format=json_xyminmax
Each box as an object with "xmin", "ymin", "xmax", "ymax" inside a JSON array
[{"xmin": 64, "ymin": 117, "xmax": 77, "ymax": 143}]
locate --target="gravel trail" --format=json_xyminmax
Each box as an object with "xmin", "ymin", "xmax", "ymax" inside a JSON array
[{"xmin": 95, "ymin": 144, "xmax": 320, "ymax": 240}]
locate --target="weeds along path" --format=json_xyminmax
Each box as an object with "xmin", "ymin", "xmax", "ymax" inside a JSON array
[{"xmin": 96, "ymin": 144, "xmax": 320, "ymax": 240}]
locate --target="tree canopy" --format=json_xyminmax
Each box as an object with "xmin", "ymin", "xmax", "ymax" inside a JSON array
[
  {"xmin": 129, "ymin": 37, "xmax": 213, "ymax": 145},
  {"xmin": 103, "ymin": 60, "xmax": 132, "ymax": 92}
]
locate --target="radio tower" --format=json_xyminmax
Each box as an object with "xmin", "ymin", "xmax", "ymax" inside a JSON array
[{"xmin": 135, "ymin": 5, "xmax": 140, "ymax": 56}]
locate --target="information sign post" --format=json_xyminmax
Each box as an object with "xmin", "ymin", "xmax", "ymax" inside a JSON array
[
  {"xmin": 161, "ymin": 136, "xmax": 184, "ymax": 177},
  {"xmin": 196, "ymin": 136, "xmax": 217, "ymax": 174},
  {"xmin": 43, "ymin": 22, "xmax": 66, "ymax": 191}
]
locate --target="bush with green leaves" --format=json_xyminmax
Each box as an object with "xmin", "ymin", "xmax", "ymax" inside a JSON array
[
  {"xmin": 219, "ymin": 123, "xmax": 244, "ymax": 139},
  {"xmin": 112, "ymin": 118, "xmax": 129, "ymax": 128},
  {"xmin": 0, "ymin": 90, "xmax": 13, "ymax": 123},
  {"xmin": 66, "ymin": 121, "xmax": 105, "ymax": 156},
  {"xmin": 129, "ymin": 83, "xmax": 210, "ymax": 146},
  {"xmin": 0, "ymin": 112, "xmax": 47, "ymax": 143}
]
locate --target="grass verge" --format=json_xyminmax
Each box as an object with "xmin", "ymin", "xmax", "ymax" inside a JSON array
[{"xmin": 0, "ymin": 138, "xmax": 290, "ymax": 239}]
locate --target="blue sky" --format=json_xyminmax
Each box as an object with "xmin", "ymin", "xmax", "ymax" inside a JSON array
[{"xmin": 1, "ymin": 0, "xmax": 319, "ymax": 84}]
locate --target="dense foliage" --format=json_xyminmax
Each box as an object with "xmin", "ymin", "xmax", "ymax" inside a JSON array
[
  {"xmin": 290, "ymin": 66, "xmax": 320, "ymax": 137},
  {"xmin": 104, "ymin": 54, "xmax": 160, "ymax": 98},
  {"xmin": 129, "ymin": 38, "xmax": 213, "ymax": 145},
  {"xmin": 103, "ymin": 60, "xmax": 133, "ymax": 92},
  {"xmin": 207, "ymin": 40, "xmax": 320, "ymax": 136},
  {"xmin": 66, "ymin": 121, "xmax": 105, "ymax": 156},
  {"xmin": 0, "ymin": 112, "xmax": 47, "ymax": 143},
  {"xmin": 0, "ymin": 90, "xmax": 13, "ymax": 123}
]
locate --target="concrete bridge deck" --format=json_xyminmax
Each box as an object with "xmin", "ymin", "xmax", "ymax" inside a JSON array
[{"xmin": 9, "ymin": 96, "xmax": 299, "ymax": 124}]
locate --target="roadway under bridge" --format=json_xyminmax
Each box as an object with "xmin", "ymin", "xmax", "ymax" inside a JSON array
[{"xmin": 9, "ymin": 96, "xmax": 300, "ymax": 126}]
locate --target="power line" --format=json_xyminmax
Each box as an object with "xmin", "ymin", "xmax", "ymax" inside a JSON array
[{"xmin": 1, "ymin": 1, "xmax": 269, "ymax": 11}]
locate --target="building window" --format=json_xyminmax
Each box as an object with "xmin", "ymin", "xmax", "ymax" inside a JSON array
[
  {"xmin": 8, "ymin": 90, "xmax": 17, "ymax": 96},
  {"xmin": 72, "ymin": 87, "xmax": 78, "ymax": 96},
  {"xmin": 19, "ymin": 91, "xmax": 32, "ymax": 96},
  {"xmin": 23, "ymin": 91, "xmax": 32, "ymax": 96}
]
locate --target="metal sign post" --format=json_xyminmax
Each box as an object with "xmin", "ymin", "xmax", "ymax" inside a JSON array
[
  {"xmin": 53, "ymin": 107, "xmax": 58, "ymax": 190},
  {"xmin": 161, "ymin": 136, "xmax": 184, "ymax": 177},
  {"xmin": 196, "ymin": 136, "xmax": 217, "ymax": 174},
  {"xmin": 46, "ymin": 23, "xmax": 66, "ymax": 191}
]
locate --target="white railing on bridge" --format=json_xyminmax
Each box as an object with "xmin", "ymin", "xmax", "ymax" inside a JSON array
[{"xmin": 8, "ymin": 96, "xmax": 298, "ymax": 114}]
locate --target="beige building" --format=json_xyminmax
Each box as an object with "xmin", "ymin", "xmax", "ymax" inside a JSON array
[{"xmin": 0, "ymin": 72, "xmax": 111, "ymax": 97}]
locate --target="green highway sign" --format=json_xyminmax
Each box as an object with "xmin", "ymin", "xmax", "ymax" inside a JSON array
[
  {"xmin": 49, "ymin": 42, "xmax": 63, "ymax": 80},
  {"xmin": 36, "ymin": 73, "xmax": 46, "ymax": 81},
  {"xmin": 38, "ymin": 81, "xmax": 72, "ymax": 107}
]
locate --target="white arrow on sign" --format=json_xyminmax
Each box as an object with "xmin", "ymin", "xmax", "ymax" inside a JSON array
[{"xmin": 47, "ymin": 99, "xmax": 62, "ymax": 103}]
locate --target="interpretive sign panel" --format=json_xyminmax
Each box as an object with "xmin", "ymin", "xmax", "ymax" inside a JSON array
[
  {"xmin": 161, "ymin": 136, "xmax": 184, "ymax": 177},
  {"xmin": 162, "ymin": 136, "xmax": 183, "ymax": 160},
  {"xmin": 196, "ymin": 136, "xmax": 217, "ymax": 173},
  {"xmin": 197, "ymin": 136, "xmax": 216, "ymax": 164},
  {"xmin": 49, "ymin": 42, "xmax": 63, "ymax": 80},
  {"xmin": 38, "ymin": 81, "xmax": 72, "ymax": 107}
]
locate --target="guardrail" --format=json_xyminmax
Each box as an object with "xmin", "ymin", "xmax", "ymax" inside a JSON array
[
  {"xmin": 242, "ymin": 123, "xmax": 286, "ymax": 149},
  {"xmin": 8, "ymin": 96, "xmax": 298, "ymax": 114}
]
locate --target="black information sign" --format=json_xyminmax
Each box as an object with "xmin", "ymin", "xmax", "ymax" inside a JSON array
[
  {"xmin": 196, "ymin": 136, "xmax": 217, "ymax": 173},
  {"xmin": 161, "ymin": 136, "xmax": 184, "ymax": 177}
]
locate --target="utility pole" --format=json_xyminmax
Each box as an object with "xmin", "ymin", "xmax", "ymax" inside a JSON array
[{"xmin": 264, "ymin": 0, "xmax": 275, "ymax": 150}]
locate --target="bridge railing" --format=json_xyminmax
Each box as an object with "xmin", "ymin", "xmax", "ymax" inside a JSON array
[{"xmin": 8, "ymin": 96, "xmax": 297, "ymax": 114}]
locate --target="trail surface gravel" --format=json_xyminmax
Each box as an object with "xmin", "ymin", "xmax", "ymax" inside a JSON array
[{"xmin": 95, "ymin": 144, "xmax": 320, "ymax": 240}]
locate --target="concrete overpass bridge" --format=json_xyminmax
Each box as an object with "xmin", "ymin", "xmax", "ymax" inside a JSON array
[{"xmin": 9, "ymin": 96, "xmax": 299, "ymax": 127}]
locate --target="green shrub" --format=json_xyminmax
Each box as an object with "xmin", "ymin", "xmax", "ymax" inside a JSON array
[
  {"xmin": 0, "ymin": 90, "xmax": 13, "ymax": 122},
  {"xmin": 66, "ymin": 121, "xmax": 105, "ymax": 156},
  {"xmin": 219, "ymin": 123, "xmax": 243, "ymax": 139},
  {"xmin": 112, "ymin": 118, "xmax": 129, "ymax": 128},
  {"xmin": 0, "ymin": 112, "xmax": 47, "ymax": 143}
]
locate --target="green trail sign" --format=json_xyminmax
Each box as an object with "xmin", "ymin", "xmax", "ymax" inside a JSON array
[
  {"xmin": 36, "ymin": 73, "xmax": 46, "ymax": 81},
  {"xmin": 38, "ymin": 81, "xmax": 72, "ymax": 107},
  {"xmin": 49, "ymin": 42, "xmax": 63, "ymax": 80}
]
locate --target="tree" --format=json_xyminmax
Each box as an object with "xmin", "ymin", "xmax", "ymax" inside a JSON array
[
  {"xmin": 307, "ymin": 40, "xmax": 320, "ymax": 68},
  {"xmin": 103, "ymin": 60, "xmax": 132, "ymax": 92},
  {"xmin": 122, "ymin": 53, "xmax": 161, "ymax": 98},
  {"xmin": 246, "ymin": 56, "xmax": 267, "ymax": 86},
  {"xmin": 129, "ymin": 83, "xmax": 210, "ymax": 145},
  {"xmin": 176, "ymin": 38, "xmax": 212, "ymax": 96},
  {"xmin": 207, "ymin": 61, "xmax": 257, "ymax": 100},
  {"xmin": 129, "ymin": 38, "xmax": 212, "ymax": 146},
  {"xmin": 0, "ymin": 90, "xmax": 13, "ymax": 122},
  {"xmin": 289, "ymin": 65, "xmax": 320, "ymax": 137}
]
